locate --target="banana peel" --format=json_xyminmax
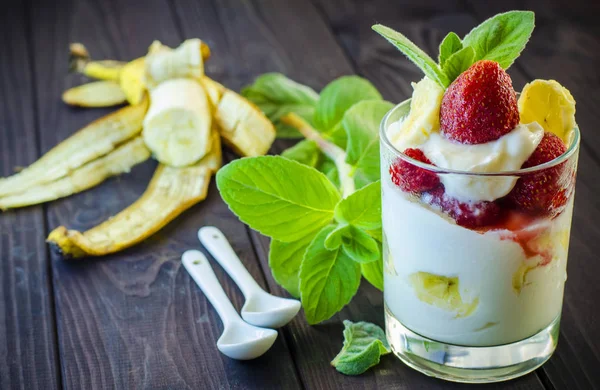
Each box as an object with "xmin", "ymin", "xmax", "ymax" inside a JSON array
[
  {"xmin": 0, "ymin": 137, "xmax": 150, "ymax": 210},
  {"xmin": 47, "ymin": 130, "xmax": 221, "ymax": 258},
  {"xmin": 0, "ymin": 99, "xmax": 148, "ymax": 198},
  {"xmin": 145, "ymin": 39, "xmax": 211, "ymax": 89},
  {"xmin": 200, "ymin": 77, "xmax": 275, "ymax": 156},
  {"xmin": 62, "ymin": 81, "xmax": 127, "ymax": 107},
  {"xmin": 69, "ymin": 43, "xmax": 124, "ymax": 81}
]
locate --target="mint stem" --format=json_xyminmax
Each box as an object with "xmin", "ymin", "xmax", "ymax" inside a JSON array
[{"xmin": 281, "ymin": 113, "xmax": 355, "ymax": 197}]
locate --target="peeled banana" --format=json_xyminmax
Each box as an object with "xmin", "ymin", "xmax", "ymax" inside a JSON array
[
  {"xmin": 409, "ymin": 272, "xmax": 479, "ymax": 318},
  {"xmin": 47, "ymin": 136, "xmax": 220, "ymax": 258},
  {"xmin": 143, "ymin": 78, "xmax": 212, "ymax": 167},
  {"xmin": 62, "ymin": 81, "xmax": 127, "ymax": 107},
  {"xmin": 200, "ymin": 77, "xmax": 275, "ymax": 156},
  {"xmin": 0, "ymin": 99, "xmax": 148, "ymax": 198},
  {"xmin": 0, "ymin": 137, "xmax": 150, "ymax": 210}
]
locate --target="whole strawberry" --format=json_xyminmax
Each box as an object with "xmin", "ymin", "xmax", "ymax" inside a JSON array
[
  {"xmin": 424, "ymin": 187, "xmax": 503, "ymax": 228},
  {"xmin": 508, "ymin": 132, "xmax": 570, "ymax": 216},
  {"xmin": 389, "ymin": 148, "xmax": 440, "ymax": 193},
  {"xmin": 440, "ymin": 60, "xmax": 520, "ymax": 144}
]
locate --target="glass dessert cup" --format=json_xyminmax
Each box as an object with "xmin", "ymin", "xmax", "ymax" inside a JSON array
[{"xmin": 380, "ymin": 100, "xmax": 580, "ymax": 383}]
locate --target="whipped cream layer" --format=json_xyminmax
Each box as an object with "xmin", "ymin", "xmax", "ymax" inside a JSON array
[
  {"xmin": 382, "ymin": 179, "xmax": 572, "ymax": 346},
  {"xmin": 388, "ymin": 119, "xmax": 544, "ymax": 202}
]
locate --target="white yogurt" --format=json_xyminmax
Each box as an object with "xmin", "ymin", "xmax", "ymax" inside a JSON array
[{"xmin": 382, "ymin": 178, "xmax": 572, "ymax": 346}]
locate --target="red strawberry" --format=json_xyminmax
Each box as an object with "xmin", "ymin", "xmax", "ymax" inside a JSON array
[
  {"xmin": 508, "ymin": 132, "xmax": 570, "ymax": 216},
  {"xmin": 440, "ymin": 60, "xmax": 519, "ymax": 144},
  {"xmin": 423, "ymin": 187, "xmax": 503, "ymax": 228},
  {"xmin": 389, "ymin": 148, "xmax": 440, "ymax": 193}
]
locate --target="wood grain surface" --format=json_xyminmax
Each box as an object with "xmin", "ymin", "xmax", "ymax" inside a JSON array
[{"xmin": 1, "ymin": 0, "xmax": 598, "ymax": 388}]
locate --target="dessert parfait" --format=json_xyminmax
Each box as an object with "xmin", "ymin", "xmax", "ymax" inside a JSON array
[{"xmin": 374, "ymin": 12, "xmax": 579, "ymax": 383}]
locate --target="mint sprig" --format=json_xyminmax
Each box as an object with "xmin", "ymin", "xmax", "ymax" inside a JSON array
[
  {"xmin": 331, "ymin": 320, "xmax": 391, "ymax": 375},
  {"xmin": 218, "ymin": 75, "xmax": 389, "ymax": 323},
  {"xmin": 374, "ymin": 10, "xmax": 535, "ymax": 86}
]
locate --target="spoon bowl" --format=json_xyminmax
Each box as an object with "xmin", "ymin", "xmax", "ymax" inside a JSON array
[
  {"xmin": 198, "ymin": 226, "xmax": 301, "ymax": 328},
  {"xmin": 241, "ymin": 291, "xmax": 302, "ymax": 328},
  {"xmin": 217, "ymin": 321, "xmax": 278, "ymax": 360},
  {"xmin": 182, "ymin": 250, "xmax": 278, "ymax": 360}
]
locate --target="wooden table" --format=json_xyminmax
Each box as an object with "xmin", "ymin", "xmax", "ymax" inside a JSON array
[{"xmin": 1, "ymin": 0, "xmax": 599, "ymax": 388}]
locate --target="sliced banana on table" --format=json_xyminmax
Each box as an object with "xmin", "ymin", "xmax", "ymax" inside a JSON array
[{"xmin": 143, "ymin": 78, "xmax": 213, "ymax": 167}]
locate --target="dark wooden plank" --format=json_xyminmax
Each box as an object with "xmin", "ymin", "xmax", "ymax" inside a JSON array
[
  {"xmin": 176, "ymin": 0, "xmax": 545, "ymax": 388},
  {"xmin": 29, "ymin": 0, "xmax": 300, "ymax": 388},
  {"xmin": 315, "ymin": 1, "xmax": 600, "ymax": 389},
  {"xmin": 0, "ymin": 3, "xmax": 60, "ymax": 389}
]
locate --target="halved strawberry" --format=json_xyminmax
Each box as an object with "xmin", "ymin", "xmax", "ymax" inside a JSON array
[
  {"xmin": 389, "ymin": 148, "xmax": 440, "ymax": 193},
  {"xmin": 423, "ymin": 186, "xmax": 503, "ymax": 228},
  {"xmin": 507, "ymin": 132, "xmax": 570, "ymax": 216},
  {"xmin": 440, "ymin": 60, "xmax": 519, "ymax": 144}
]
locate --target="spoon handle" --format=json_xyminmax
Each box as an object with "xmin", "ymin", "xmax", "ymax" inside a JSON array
[
  {"xmin": 182, "ymin": 250, "xmax": 240, "ymax": 327},
  {"xmin": 198, "ymin": 226, "xmax": 262, "ymax": 298}
]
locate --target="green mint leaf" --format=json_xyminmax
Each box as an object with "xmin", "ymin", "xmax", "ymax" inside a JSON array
[
  {"xmin": 361, "ymin": 254, "xmax": 383, "ymax": 291},
  {"xmin": 300, "ymin": 226, "xmax": 361, "ymax": 324},
  {"xmin": 438, "ymin": 32, "xmax": 463, "ymax": 68},
  {"xmin": 331, "ymin": 320, "xmax": 390, "ymax": 375},
  {"xmin": 334, "ymin": 181, "xmax": 382, "ymax": 231},
  {"xmin": 342, "ymin": 101, "xmax": 394, "ymax": 188},
  {"xmin": 341, "ymin": 226, "xmax": 380, "ymax": 264},
  {"xmin": 462, "ymin": 11, "xmax": 535, "ymax": 69},
  {"xmin": 313, "ymin": 76, "xmax": 382, "ymax": 147},
  {"xmin": 216, "ymin": 156, "xmax": 340, "ymax": 242},
  {"xmin": 282, "ymin": 140, "xmax": 340, "ymax": 187},
  {"xmin": 241, "ymin": 73, "xmax": 319, "ymax": 139},
  {"xmin": 372, "ymin": 24, "xmax": 450, "ymax": 88},
  {"xmin": 324, "ymin": 224, "xmax": 348, "ymax": 250},
  {"xmin": 269, "ymin": 232, "xmax": 317, "ymax": 298},
  {"xmin": 442, "ymin": 46, "xmax": 475, "ymax": 82},
  {"xmin": 282, "ymin": 140, "xmax": 320, "ymax": 168}
]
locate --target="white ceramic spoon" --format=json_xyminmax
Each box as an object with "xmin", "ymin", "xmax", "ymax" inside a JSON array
[
  {"xmin": 198, "ymin": 226, "xmax": 301, "ymax": 328},
  {"xmin": 182, "ymin": 250, "xmax": 277, "ymax": 360}
]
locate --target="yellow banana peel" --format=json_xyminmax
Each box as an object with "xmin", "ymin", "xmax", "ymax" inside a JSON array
[
  {"xmin": 62, "ymin": 80, "xmax": 127, "ymax": 107},
  {"xmin": 0, "ymin": 137, "xmax": 150, "ymax": 210},
  {"xmin": 47, "ymin": 130, "xmax": 221, "ymax": 258},
  {"xmin": 0, "ymin": 99, "xmax": 148, "ymax": 198}
]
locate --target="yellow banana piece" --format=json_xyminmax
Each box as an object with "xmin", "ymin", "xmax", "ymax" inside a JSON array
[
  {"xmin": 0, "ymin": 99, "xmax": 148, "ymax": 197},
  {"xmin": 47, "ymin": 131, "xmax": 221, "ymax": 258},
  {"xmin": 62, "ymin": 81, "xmax": 127, "ymax": 107},
  {"xmin": 119, "ymin": 57, "xmax": 146, "ymax": 105},
  {"xmin": 0, "ymin": 137, "xmax": 150, "ymax": 210},
  {"xmin": 409, "ymin": 272, "xmax": 479, "ymax": 318},
  {"xmin": 200, "ymin": 77, "xmax": 275, "ymax": 156},
  {"xmin": 143, "ymin": 78, "xmax": 212, "ymax": 167}
]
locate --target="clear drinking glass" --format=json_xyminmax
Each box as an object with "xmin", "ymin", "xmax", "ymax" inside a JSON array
[{"xmin": 380, "ymin": 100, "xmax": 580, "ymax": 383}]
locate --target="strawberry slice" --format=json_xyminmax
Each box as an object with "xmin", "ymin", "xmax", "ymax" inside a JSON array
[
  {"xmin": 389, "ymin": 148, "xmax": 440, "ymax": 193},
  {"xmin": 424, "ymin": 187, "xmax": 503, "ymax": 228},
  {"xmin": 440, "ymin": 60, "xmax": 520, "ymax": 144},
  {"xmin": 508, "ymin": 132, "xmax": 570, "ymax": 216}
]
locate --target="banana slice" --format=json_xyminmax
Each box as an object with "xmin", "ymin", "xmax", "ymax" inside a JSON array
[
  {"xmin": 518, "ymin": 79, "xmax": 576, "ymax": 144},
  {"xmin": 143, "ymin": 78, "xmax": 212, "ymax": 167},
  {"xmin": 389, "ymin": 77, "xmax": 444, "ymax": 150},
  {"xmin": 0, "ymin": 100, "xmax": 148, "ymax": 198},
  {"xmin": 62, "ymin": 81, "xmax": 127, "ymax": 107},
  {"xmin": 46, "ymin": 137, "xmax": 220, "ymax": 258},
  {"xmin": 0, "ymin": 137, "xmax": 150, "ymax": 210},
  {"xmin": 145, "ymin": 39, "xmax": 211, "ymax": 89},
  {"xmin": 200, "ymin": 77, "xmax": 275, "ymax": 156},
  {"xmin": 409, "ymin": 272, "xmax": 479, "ymax": 317}
]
